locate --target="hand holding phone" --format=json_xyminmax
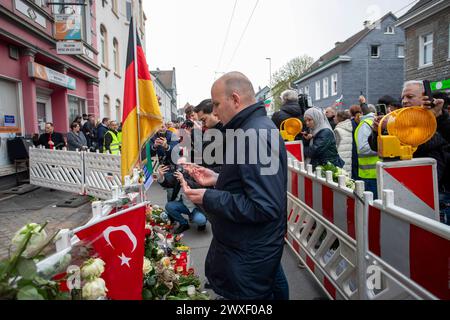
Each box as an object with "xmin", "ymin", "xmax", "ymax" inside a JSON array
[{"xmin": 423, "ymin": 80, "xmax": 435, "ymax": 108}]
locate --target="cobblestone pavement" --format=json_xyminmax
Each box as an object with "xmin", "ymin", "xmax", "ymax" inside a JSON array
[{"xmin": 0, "ymin": 187, "xmax": 92, "ymax": 259}]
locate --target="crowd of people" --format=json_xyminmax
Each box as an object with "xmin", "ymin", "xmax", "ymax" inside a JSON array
[
  {"xmin": 271, "ymin": 82, "xmax": 450, "ymax": 225},
  {"xmin": 150, "ymin": 74, "xmax": 450, "ymax": 301},
  {"xmin": 33, "ymin": 114, "xmax": 123, "ymax": 155},
  {"xmin": 31, "ymin": 73, "xmax": 450, "ymax": 301}
]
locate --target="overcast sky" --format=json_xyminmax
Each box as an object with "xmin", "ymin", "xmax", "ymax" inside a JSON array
[{"xmin": 143, "ymin": 0, "xmax": 417, "ymax": 109}]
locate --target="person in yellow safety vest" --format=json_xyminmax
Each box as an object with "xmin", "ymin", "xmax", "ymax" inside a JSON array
[
  {"xmin": 103, "ymin": 120, "xmax": 121, "ymax": 155},
  {"xmin": 354, "ymin": 97, "xmax": 379, "ymax": 199}
]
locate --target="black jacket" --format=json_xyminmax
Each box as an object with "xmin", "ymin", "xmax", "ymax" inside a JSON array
[
  {"xmin": 272, "ymin": 102, "xmax": 305, "ymax": 141},
  {"xmin": 203, "ymin": 102, "xmax": 287, "ymax": 300},
  {"xmin": 304, "ymin": 128, "xmax": 344, "ymax": 170},
  {"xmin": 271, "ymin": 101, "xmax": 303, "ymax": 129},
  {"xmin": 36, "ymin": 132, "xmax": 65, "ymax": 150},
  {"xmin": 201, "ymin": 122, "xmax": 224, "ymax": 173}
]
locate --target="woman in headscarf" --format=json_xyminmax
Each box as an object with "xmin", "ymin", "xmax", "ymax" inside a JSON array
[{"xmin": 302, "ymin": 107, "xmax": 344, "ymax": 170}]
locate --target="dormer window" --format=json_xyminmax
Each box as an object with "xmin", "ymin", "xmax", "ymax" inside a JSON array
[{"xmin": 385, "ymin": 26, "xmax": 395, "ymax": 34}]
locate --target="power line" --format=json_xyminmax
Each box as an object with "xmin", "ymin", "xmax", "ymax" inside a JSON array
[
  {"xmin": 391, "ymin": 0, "xmax": 420, "ymax": 16},
  {"xmin": 215, "ymin": 0, "xmax": 238, "ymax": 76},
  {"xmin": 226, "ymin": 0, "xmax": 260, "ymax": 69}
]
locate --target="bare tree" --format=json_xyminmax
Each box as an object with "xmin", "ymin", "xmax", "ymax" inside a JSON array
[{"xmin": 271, "ymin": 55, "xmax": 314, "ymax": 111}]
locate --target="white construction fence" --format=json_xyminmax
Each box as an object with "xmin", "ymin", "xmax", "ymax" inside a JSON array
[{"xmin": 30, "ymin": 147, "xmax": 122, "ymax": 199}]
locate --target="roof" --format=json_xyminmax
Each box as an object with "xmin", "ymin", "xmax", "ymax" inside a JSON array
[
  {"xmin": 397, "ymin": 0, "xmax": 448, "ymax": 26},
  {"xmin": 301, "ymin": 12, "xmax": 397, "ymax": 79},
  {"xmin": 405, "ymin": 0, "xmax": 435, "ymax": 15},
  {"xmin": 151, "ymin": 69, "xmax": 175, "ymax": 91},
  {"xmin": 307, "ymin": 28, "xmax": 371, "ymax": 73}
]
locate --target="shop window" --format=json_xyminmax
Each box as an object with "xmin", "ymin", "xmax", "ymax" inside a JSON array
[{"xmin": 68, "ymin": 96, "xmax": 86, "ymax": 127}]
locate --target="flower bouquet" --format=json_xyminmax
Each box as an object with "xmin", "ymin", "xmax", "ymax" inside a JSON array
[{"xmin": 316, "ymin": 162, "xmax": 356, "ymax": 190}]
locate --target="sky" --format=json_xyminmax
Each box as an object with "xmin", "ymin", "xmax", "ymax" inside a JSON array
[{"xmin": 143, "ymin": 0, "xmax": 417, "ymax": 109}]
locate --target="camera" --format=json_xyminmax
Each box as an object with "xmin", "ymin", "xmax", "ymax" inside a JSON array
[
  {"xmin": 375, "ymin": 104, "xmax": 387, "ymax": 116},
  {"xmin": 168, "ymin": 164, "xmax": 184, "ymax": 174},
  {"xmin": 155, "ymin": 131, "xmax": 166, "ymax": 139},
  {"xmin": 182, "ymin": 120, "xmax": 194, "ymax": 129}
]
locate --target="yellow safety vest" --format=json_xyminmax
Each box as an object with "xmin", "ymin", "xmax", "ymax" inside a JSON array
[
  {"xmin": 103, "ymin": 131, "xmax": 121, "ymax": 155},
  {"xmin": 354, "ymin": 119, "xmax": 379, "ymax": 179}
]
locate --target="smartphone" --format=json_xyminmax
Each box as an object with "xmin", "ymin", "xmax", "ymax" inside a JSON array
[
  {"xmin": 375, "ymin": 104, "xmax": 387, "ymax": 116},
  {"xmin": 423, "ymin": 80, "xmax": 435, "ymax": 108}
]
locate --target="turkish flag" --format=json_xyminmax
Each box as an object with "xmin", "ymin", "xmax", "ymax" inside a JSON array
[{"xmin": 74, "ymin": 203, "xmax": 147, "ymax": 300}]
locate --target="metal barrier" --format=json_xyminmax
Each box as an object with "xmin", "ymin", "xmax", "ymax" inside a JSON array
[
  {"xmin": 29, "ymin": 147, "xmax": 85, "ymax": 195},
  {"xmin": 287, "ymin": 159, "xmax": 450, "ymax": 300},
  {"xmin": 286, "ymin": 159, "xmax": 365, "ymax": 300},
  {"xmin": 84, "ymin": 151, "xmax": 121, "ymax": 200},
  {"xmin": 363, "ymin": 190, "xmax": 450, "ymax": 300}
]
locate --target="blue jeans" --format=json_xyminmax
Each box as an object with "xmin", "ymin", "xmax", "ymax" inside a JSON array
[
  {"xmin": 272, "ymin": 264, "xmax": 289, "ymax": 300},
  {"xmin": 362, "ymin": 178, "xmax": 378, "ymax": 200},
  {"xmin": 165, "ymin": 201, "xmax": 207, "ymax": 227}
]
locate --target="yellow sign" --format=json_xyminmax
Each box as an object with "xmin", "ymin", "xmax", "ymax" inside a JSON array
[
  {"xmin": 378, "ymin": 107, "xmax": 436, "ymax": 160},
  {"xmin": 280, "ymin": 118, "xmax": 303, "ymax": 142}
]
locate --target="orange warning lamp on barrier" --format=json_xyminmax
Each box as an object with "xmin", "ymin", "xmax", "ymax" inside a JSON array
[
  {"xmin": 280, "ymin": 118, "xmax": 303, "ymax": 142},
  {"xmin": 378, "ymin": 107, "xmax": 436, "ymax": 160}
]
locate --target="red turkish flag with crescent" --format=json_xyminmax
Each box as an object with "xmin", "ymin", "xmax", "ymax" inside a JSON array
[{"xmin": 75, "ymin": 204, "xmax": 146, "ymax": 300}]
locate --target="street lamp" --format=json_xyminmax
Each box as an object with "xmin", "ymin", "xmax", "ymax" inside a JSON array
[{"xmin": 266, "ymin": 57, "xmax": 272, "ymax": 88}]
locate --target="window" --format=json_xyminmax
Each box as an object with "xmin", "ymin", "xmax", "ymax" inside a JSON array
[
  {"xmin": 323, "ymin": 78, "xmax": 329, "ymax": 99},
  {"xmin": 115, "ymin": 100, "xmax": 121, "ymax": 122},
  {"xmin": 113, "ymin": 38, "xmax": 119, "ymax": 74},
  {"xmin": 32, "ymin": 0, "xmax": 45, "ymax": 6},
  {"xmin": 103, "ymin": 95, "xmax": 110, "ymax": 118},
  {"xmin": 100, "ymin": 25, "xmax": 108, "ymax": 67},
  {"xmin": 385, "ymin": 26, "xmax": 395, "ymax": 34},
  {"xmin": 398, "ymin": 45, "xmax": 405, "ymax": 58},
  {"xmin": 331, "ymin": 73, "xmax": 338, "ymax": 96},
  {"xmin": 315, "ymin": 81, "xmax": 321, "ymax": 100},
  {"xmin": 112, "ymin": 0, "xmax": 118, "ymax": 14},
  {"xmin": 0, "ymin": 78, "xmax": 21, "ymax": 133},
  {"xmin": 126, "ymin": 0, "xmax": 132, "ymax": 22},
  {"xmin": 304, "ymin": 85, "xmax": 309, "ymax": 97},
  {"xmin": 420, "ymin": 33, "xmax": 433, "ymax": 67},
  {"xmin": 298, "ymin": 88, "xmax": 303, "ymax": 94},
  {"xmin": 68, "ymin": 96, "xmax": 86, "ymax": 127},
  {"xmin": 371, "ymin": 45, "xmax": 380, "ymax": 58}
]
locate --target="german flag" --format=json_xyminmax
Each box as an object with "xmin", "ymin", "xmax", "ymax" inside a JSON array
[{"xmin": 121, "ymin": 18, "xmax": 162, "ymax": 180}]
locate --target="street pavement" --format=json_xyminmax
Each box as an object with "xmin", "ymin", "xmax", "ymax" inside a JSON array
[
  {"xmin": 147, "ymin": 183, "xmax": 328, "ymax": 300},
  {"xmin": 0, "ymin": 187, "xmax": 92, "ymax": 260},
  {"xmin": 0, "ymin": 181, "xmax": 327, "ymax": 300}
]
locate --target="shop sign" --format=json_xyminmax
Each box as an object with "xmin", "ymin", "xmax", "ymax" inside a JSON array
[
  {"xmin": 57, "ymin": 41, "xmax": 83, "ymax": 55},
  {"xmin": 4, "ymin": 115, "xmax": 16, "ymax": 127},
  {"xmin": 28, "ymin": 62, "xmax": 76, "ymax": 90},
  {"xmin": 54, "ymin": 14, "xmax": 82, "ymax": 41}
]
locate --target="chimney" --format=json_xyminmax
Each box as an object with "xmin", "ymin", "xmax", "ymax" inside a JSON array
[
  {"xmin": 364, "ymin": 20, "xmax": 372, "ymax": 29},
  {"xmin": 335, "ymin": 41, "xmax": 342, "ymax": 47}
]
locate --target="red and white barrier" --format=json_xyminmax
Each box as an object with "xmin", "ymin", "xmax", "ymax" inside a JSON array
[
  {"xmin": 285, "ymin": 141, "xmax": 304, "ymax": 163},
  {"xmin": 288, "ymin": 159, "xmax": 362, "ymax": 240},
  {"xmin": 287, "ymin": 158, "xmax": 450, "ymax": 300},
  {"xmin": 377, "ymin": 159, "xmax": 440, "ymax": 221},
  {"xmin": 287, "ymin": 160, "xmax": 366, "ymax": 300},
  {"xmin": 365, "ymin": 190, "xmax": 450, "ymax": 300}
]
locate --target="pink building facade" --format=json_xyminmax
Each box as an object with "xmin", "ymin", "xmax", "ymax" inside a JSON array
[{"xmin": 0, "ymin": 0, "xmax": 100, "ymax": 137}]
